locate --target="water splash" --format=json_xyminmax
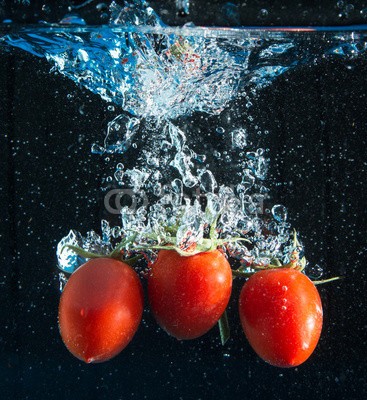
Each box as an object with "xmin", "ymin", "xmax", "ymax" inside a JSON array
[{"xmin": 1, "ymin": 1, "xmax": 367, "ymax": 275}]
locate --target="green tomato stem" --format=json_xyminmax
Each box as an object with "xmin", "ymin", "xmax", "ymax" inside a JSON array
[
  {"xmin": 61, "ymin": 245, "xmax": 107, "ymax": 259},
  {"xmin": 312, "ymin": 276, "xmax": 342, "ymax": 285},
  {"xmin": 218, "ymin": 310, "xmax": 230, "ymax": 346}
]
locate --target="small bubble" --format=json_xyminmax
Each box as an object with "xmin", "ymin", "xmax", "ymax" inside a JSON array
[
  {"xmin": 345, "ymin": 3, "xmax": 354, "ymax": 13},
  {"xmin": 258, "ymin": 8, "xmax": 269, "ymax": 19},
  {"xmin": 282, "ymin": 285, "xmax": 288, "ymax": 292},
  {"xmin": 281, "ymin": 306, "xmax": 287, "ymax": 311},
  {"xmin": 107, "ymin": 105, "xmax": 115, "ymax": 111},
  {"xmin": 271, "ymin": 204, "xmax": 288, "ymax": 222},
  {"xmin": 114, "ymin": 169, "xmax": 124, "ymax": 182},
  {"xmin": 106, "ymin": 176, "xmax": 112, "ymax": 183},
  {"xmin": 42, "ymin": 4, "xmax": 51, "ymax": 14},
  {"xmin": 308, "ymin": 264, "xmax": 323, "ymax": 279},
  {"xmin": 216, "ymin": 127, "xmax": 225, "ymax": 135}
]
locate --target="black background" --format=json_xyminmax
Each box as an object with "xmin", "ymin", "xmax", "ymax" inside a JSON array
[
  {"xmin": 1, "ymin": 1, "xmax": 367, "ymax": 399},
  {"xmin": 1, "ymin": 0, "xmax": 367, "ymax": 26}
]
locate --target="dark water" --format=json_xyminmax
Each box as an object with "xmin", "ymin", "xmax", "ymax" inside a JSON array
[{"xmin": 1, "ymin": 2, "xmax": 367, "ymax": 400}]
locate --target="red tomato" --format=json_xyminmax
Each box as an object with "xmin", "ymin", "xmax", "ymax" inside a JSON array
[
  {"xmin": 148, "ymin": 249, "xmax": 232, "ymax": 340},
  {"xmin": 58, "ymin": 258, "xmax": 143, "ymax": 363},
  {"xmin": 239, "ymin": 268, "xmax": 323, "ymax": 367}
]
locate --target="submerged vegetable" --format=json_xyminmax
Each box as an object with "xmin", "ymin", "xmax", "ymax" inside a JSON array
[
  {"xmin": 58, "ymin": 258, "xmax": 143, "ymax": 363},
  {"xmin": 148, "ymin": 249, "xmax": 232, "ymax": 340},
  {"xmin": 239, "ymin": 268, "xmax": 323, "ymax": 367}
]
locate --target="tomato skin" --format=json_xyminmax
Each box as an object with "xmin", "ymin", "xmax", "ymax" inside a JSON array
[
  {"xmin": 148, "ymin": 249, "xmax": 232, "ymax": 340},
  {"xmin": 58, "ymin": 258, "xmax": 143, "ymax": 363},
  {"xmin": 239, "ymin": 268, "xmax": 323, "ymax": 368}
]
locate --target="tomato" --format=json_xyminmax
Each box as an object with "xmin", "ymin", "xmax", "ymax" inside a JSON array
[
  {"xmin": 239, "ymin": 268, "xmax": 323, "ymax": 367},
  {"xmin": 58, "ymin": 258, "xmax": 144, "ymax": 363},
  {"xmin": 148, "ymin": 249, "xmax": 232, "ymax": 340}
]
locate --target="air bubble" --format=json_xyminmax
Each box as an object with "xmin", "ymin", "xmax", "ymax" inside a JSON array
[
  {"xmin": 258, "ymin": 9, "xmax": 269, "ymax": 19},
  {"xmin": 271, "ymin": 205, "xmax": 288, "ymax": 222}
]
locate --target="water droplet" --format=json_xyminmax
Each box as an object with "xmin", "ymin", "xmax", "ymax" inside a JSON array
[
  {"xmin": 361, "ymin": 8, "xmax": 367, "ymax": 18},
  {"xmin": 42, "ymin": 5, "xmax": 51, "ymax": 14},
  {"xmin": 308, "ymin": 264, "xmax": 323, "ymax": 279},
  {"xmin": 258, "ymin": 8, "xmax": 269, "ymax": 19},
  {"xmin": 114, "ymin": 169, "xmax": 124, "ymax": 182},
  {"xmin": 282, "ymin": 285, "xmax": 288, "ymax": 292},
  {"xmin": 216, "ymin": 127, "xmax": 225, "ymax": 135},
  {"xmin": 271, "ymin": 204, "xmax": 288, "ymax": 222},
  {"xmin": 345, "ymin": 4, "xmax": 354, "ymax": 13},
  {"xmin": 199, "ymin": 170, "xmax": 217, "ymax": 193}
]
